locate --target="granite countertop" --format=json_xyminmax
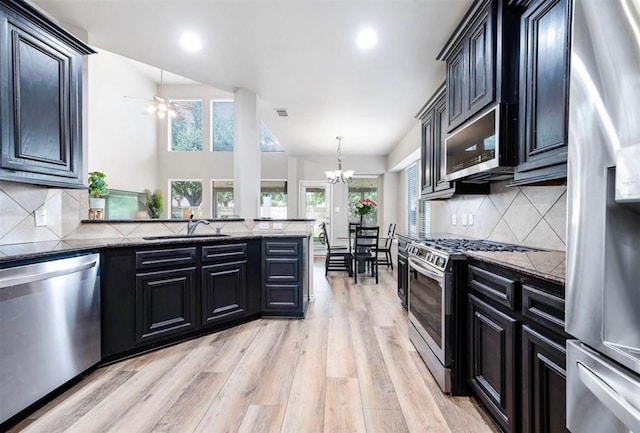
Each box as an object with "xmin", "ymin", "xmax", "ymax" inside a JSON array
[
  {"xmin": 80, "ymin": 218, "xmax": 245, "ymax": 223},
  {"xmin": 0, "ymin": 232, "xmax": 312, "ymax": 265},
  {"xmin": 465, "ymin": 250, "xmax": 566, "ymax": 285}
]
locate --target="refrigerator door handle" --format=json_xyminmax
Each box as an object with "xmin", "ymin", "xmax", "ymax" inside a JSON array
[{"xmin": 577, "ymin": 361, "xmax": 640, "ymax": 433}]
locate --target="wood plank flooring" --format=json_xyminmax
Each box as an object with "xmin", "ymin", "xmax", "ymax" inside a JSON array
[{"xmin": 9, "ymin": 260, "xmax": 497, "ymax": 433}]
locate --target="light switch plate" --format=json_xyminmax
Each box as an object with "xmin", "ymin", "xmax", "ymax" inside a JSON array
[
  {"xmin": 468, "ymin": 213, "xmax": 474, "ymax": 226},
  {"xmin": 34, "ymin": 208, "xmax": 47, "ymax": 227},
  {"xmin": 273, "ymin": 222, "xmax": 284, "ymax": 229},
  {"xmin": 259, "ymin": 222, "xmax": 269, "ymax": 229},
  {"xmin": 462, "ymin": 214, "xmax": 468, "ymax": 226},
  {"xmin": 451, "ymin": 214, "xmax": 457, "ymax": 225}
]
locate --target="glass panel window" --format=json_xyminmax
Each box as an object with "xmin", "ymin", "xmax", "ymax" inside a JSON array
[
  {"xmin": 407, "ymin": 164, "xmax": 418, "ymax": 236},
  {"xmin": 420, "ymin": 199, "xmax": 431, "ymax": 238},
  {"xmin": 105, "ymin": 190, "xmax": 144, "ymax": 220},
  {"xmin": 169, "ymin": 100, "xmax": 202, "ymax": 151},
  {"xmin": 170, "ymin": 180, "xmax": 203, "ymax": 219},
  {"xmin": 212, "ymin": 101, "xmax": 234, "ymax": 151},
  {"xmin": 211, "ymin": 180, "xmax": 234, "ymax": 217},
  {"xmin": 348, "ymin": 177, "xmax": 378, "ymax": 226},
  {"xmin": 260, "ymin": 122, "xmax": 285, "ymax": 152},
  {"xmin": 260, "ymin": 180, "xmax": 287, "ymax": 218}
]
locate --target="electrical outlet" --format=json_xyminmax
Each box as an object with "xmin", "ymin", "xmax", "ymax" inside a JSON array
[
  {"xmin": 468, "ymin": 213, "xmax": 474, "ymax": 226},
  {"xmin": 462, "ymin": 214, "xmax": 468, "ymax": 226},
  {"xmin": 451, "ymin": 214, "xmax": 457, "ymax": 225},
  {"xmin": 34, "ymin": 208, "xmax": 47, "ymax": 227},
  {"xmin": 259, "ymin": 222, "xmax": 269, "ymax": 229},
  {"xmin": 273, "ymin": 222, "xmax": 284, "ymax": 229}
]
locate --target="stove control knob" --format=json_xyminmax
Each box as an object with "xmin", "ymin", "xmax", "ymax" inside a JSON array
[{"xmin": 438, "ymin": 257, "xmax": 445, "ymax": 267}]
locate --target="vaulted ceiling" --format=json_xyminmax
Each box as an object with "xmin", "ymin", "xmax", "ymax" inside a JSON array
[{"xmin": 31, "ymin": 0, "xmax": 472, "ymax": 156}]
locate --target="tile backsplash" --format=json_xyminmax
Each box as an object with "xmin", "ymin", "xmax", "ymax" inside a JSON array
[
  {"xmin": 430, "ymin": 181, "xmax": 567, "ymax": 251},
  {"xmin": 0, "ymin": 181, "xmax": 313, "ymax": 246}
]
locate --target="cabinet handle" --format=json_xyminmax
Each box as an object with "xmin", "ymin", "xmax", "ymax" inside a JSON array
[{"xmin": 577, "ymin": 361, "xmax": 640, "ymax": 432}]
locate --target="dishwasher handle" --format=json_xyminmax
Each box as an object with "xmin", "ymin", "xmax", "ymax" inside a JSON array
[{"xmin": 0, "ymin": 254, "xmax": 99, "ymax": 290}]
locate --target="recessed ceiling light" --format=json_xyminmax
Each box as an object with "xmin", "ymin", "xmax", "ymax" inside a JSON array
[
  {"xmin": 356, "ymin": 28, "xmax": 378, "ymax": 50},
  {"xmin": 180, "ymin": 32, "xmax": 202, "ymax": 52}
]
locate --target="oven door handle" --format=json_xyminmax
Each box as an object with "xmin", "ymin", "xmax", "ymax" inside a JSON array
[{"xmin": 409, "ymin": 258, "xmax": 445, "ymax": 283}]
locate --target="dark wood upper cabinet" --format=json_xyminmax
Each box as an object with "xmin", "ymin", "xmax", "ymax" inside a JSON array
[
  {"xmin": 440, "ymin": 0, "xmax": 497, "ymax": 132},
  {"xmin": 513, "ymin": 0, "xmax": 571, "ymax": 185},
  {"xmin": 420, "ymin": 109, "xmax": 435, "ymax": 196},
  {"xmin": 467, "ymin": 7, "xmax": 495, "ymax": 114},
  {"xmin": 446, "ymin": 45, "xmax": 466, "ymax": 130},
  {"xmin": 0, "ymin": 0, "xmax": 94, "ymax": 188}
]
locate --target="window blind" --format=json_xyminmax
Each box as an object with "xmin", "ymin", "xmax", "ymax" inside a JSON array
[{"xmin": 406, "ymin": 164, "xmax": 418, "ymax": 236}]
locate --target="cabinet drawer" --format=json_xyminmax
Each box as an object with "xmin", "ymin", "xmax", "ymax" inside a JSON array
[
  {"xmin": 265, "ymin": 257, "xmax": 299, "ymax": 283},
  {"xmin": 522, "ymin": 284, "xmax": 565, "ymax": 335},
  {"xmin": 264, "ymin": 241, "xmax": 299, "ymax": 256},
  {"xmin": 136, "ymin": 247, "xmax": 197, "ymax": 270},
  {"xmin": 468, "ymin": 264, "xmax": 518, "ymax": 309},
  {"xmin": 264, "ymin": 284, "xmax": 300, "ymax": 310},
  {"xmin": 202, "ymin": 243, "xmax": 247, "ymax": 263}
]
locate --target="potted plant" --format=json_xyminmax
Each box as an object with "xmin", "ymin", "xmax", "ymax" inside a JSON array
[
  {"xmin": 143, "ymin": 189, "xmax": 163, "ymax": 219},
  {"xmin": 87, "ymin": 171, "xmax": 109, "ymax": 211}
]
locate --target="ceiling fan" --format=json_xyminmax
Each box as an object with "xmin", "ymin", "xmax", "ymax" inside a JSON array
[{"xmin": 127, "ymin": 69, "xmax": 193, "ymax": 119}]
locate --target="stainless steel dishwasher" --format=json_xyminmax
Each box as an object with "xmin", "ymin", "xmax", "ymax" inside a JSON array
[{"xmin": 0, "ymin": 252, "xmax": 101, "ymax": 424}]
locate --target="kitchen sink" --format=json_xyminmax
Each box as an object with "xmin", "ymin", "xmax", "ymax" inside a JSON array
[{"xmin": 142, "ymin": 234, "xmax": 230, "ymax": 241}]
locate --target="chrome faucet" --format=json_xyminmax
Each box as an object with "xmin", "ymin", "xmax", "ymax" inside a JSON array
[{"xmin": 187, "ymin": 215, "xmax": 210, "ymax": 235}]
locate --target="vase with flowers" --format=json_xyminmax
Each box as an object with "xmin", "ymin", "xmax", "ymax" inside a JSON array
[{"xmin": 355, "ymin": 198, "xmax": 377, "ymax": 226}]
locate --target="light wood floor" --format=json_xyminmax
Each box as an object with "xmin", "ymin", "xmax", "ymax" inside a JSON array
[{"xmin": 9, "ymin": 260, "xmax": 498, "ymax": 433}]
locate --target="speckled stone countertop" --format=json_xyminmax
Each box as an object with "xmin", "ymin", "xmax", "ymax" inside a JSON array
[
  {"xmin": 464, "ymin": 250, "xmax": 566, "ymax": 285},
  {"xmin": 0, "ymin": 232, "xmax": 312, "ymax": 265}
]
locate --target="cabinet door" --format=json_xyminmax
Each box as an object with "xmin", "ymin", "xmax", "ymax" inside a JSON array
[
  {"xmin": 201, "ymin": 261, "xmax": 247, "ymax": 326},
  {"xmin": 467, "ymin": 4, "xmax": 495, "ymax": 116},
  {"xmin": 469, "ymin": 294, "xmax": 518, "ymax": 433},
  {"xmin": 433, "ymin": 94, "xmax": 454, "ymax": 193},
  {"xmin": 135, "ymin": 267, "xmax": 197, "ymax": 343},
  {"xmin": 420, "ymin": 113, "xmax": 435, "ymax": 195},
  {"xmin": 397, "ymin": 255, "xmax": 408, "ymax": 307},
  {"xmin": 516, "ymin": 0, "xmax": 571, "ymax": 182},
  {"xmin": 0, "ymin": 10, "xmax": 83, "ymax": 187},
  {"xmin": 446, "ymin": 44, "xmax": 466, "ymax": 131},
  {"xmin": 522, "ymin": 325, "xmax": 568, "ymax": 433}
]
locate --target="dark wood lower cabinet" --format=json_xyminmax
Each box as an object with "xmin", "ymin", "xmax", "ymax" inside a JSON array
[
  {"xmin": 262, "ymin": 238, "xmax": 307, "ymax": 317},
  {"xmin": 522, "ymin": 325, "xmax": 568, "ymax": 433},
  {"xmin": 469, "ymin": 294, "xmax": 518, "ymax": 433},
  {"xmin": 201, "ymin": 260, "xmax": 247, "ymax": 326},
  {"xmin": 135, "ymin": 267, "xmax": 198, "ymax": 343}
]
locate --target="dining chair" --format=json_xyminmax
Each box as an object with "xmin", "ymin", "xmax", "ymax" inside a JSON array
[
  {"xmin": 375, "ymin": 223, "xmax": 396, "ymax": 270},
  {"xmin": 353, "ymin": 226, "xmax": 379, "ymax": 284},
  {"xmin": 321, "ymin": 222, "xmax": 353, "ymax": 276}
]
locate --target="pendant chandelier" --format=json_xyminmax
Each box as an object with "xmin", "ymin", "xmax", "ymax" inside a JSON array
[{"xmin": 326, "ymin": 136, "xmax": 354, "ymax": 184}]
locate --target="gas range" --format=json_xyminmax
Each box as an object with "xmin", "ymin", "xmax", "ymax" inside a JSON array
[{"xmin": 407, "ymin": 238, "xmax": 539, "ymax": 272}]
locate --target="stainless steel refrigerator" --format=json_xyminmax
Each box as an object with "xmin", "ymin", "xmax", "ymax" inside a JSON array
[{"xmin": 566, "ymin": 0, "xmax": 640, "ymax": 432}]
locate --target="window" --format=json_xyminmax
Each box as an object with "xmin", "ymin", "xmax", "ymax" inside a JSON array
[
  {"xmin": 170, "ymin": 180, "xmax": 203, "ymax": 219},
  {"xmin": 170, "ymin": 100, "xmax": 202, "ymax": 151},
  {"xmin": 260, "ymin": 180, "xmax": 287, "ymax": 218},
  {"xmin": 211, "ymin": 180, "xmax": 234, "ymax": 217},
  {"xmin": 406, "ymin": 164, "xmax": 418, "ymax": 236},
  {"xmin": 105, "ymin": 190, "xmax": 144, "ymax": 219},
  {"xmin": 348, "ymin": 177, "xmax": 378, "ymax": 225},
  {"xmin": 260, "ymin": 122, "xmax": 285, "ymax": 152},
  {"xmin": 212, "ymin": 101, "xmax": 234, "ymax": 151},
  {"xmin": 420, "ymin": 199, "xmax": 431, "ymax": 238}
]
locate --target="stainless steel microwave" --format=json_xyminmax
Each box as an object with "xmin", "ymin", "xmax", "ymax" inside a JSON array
[{"xmin": 444, "ymin": 104, "xmax": 509, "ymax": 182}]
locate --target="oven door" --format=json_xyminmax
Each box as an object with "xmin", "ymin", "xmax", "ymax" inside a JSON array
[{"xmin": 408, "ymin": 257, "xmax": 451, "ymax": 367}]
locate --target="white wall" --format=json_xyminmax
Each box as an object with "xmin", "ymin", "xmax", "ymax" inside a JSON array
[
  {"xmin": 388, "ymin": 122, "xmax": 421, "ymax": 171},
  {"xmin": 87, "ymin": 50, "xmax": 159, "ymax": 192}
]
